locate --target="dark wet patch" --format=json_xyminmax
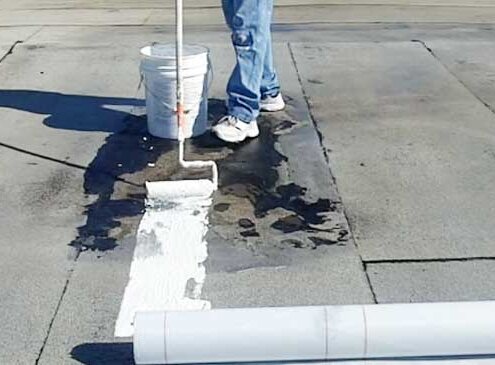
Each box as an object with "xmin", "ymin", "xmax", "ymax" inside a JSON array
[
  {"xmin": 307, "ymin": 79, "xmax": 324, "ymax": 85},
  {"xmin": 238, "ymin": 218, "xmax": 255, "ymax": 229},
  {"xmin": 274, "ymin": 119, "xmax": 296, "ymax": 133},
  {"xmin": 281, "ymin": 238, "xmax": 305, "ymax": 249},
  {"xmin": 27, "ymin": 169, "xmax": 77, "ymax": 209},
  {"xmin": 214, "ymin": 203, "xmax": 230, "ymax": 212},
  {"xmin": 184, "ymin": 278, "xmax": 198, "ymax": 299},
  {"xmin": 308, "ymin": 236, "xmax": 338, "ymax": 248},
  {"xmin": 271, "ymin": 214, "xmax": 305, "ymax": 233},
  {"xmin": 191, "ymin": 102, "xmax": 341, "ymax": 249},
  {"xmin": 69, "ymin": 112, "xmax": 174, "ymax": 252},
  {"xmin": 257, "ymin": 183, "xmax": 336, "ymax": 224},
  {"xmin": 240, "ymin": 229, "xmax": 260, "ymax": 238},
  {"xmin": 127, "ymin": 193, "xmax": 146, "ymax": 201},
  {"xmin": 338, "ymin": 229, "xmax": 349, "ymax": 241},
  {"xmin": 25, "ymin": 44, "xmax": 46, "ymax": 50}
]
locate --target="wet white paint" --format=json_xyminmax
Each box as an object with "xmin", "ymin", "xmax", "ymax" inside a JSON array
[{"xmin": 115, "ymin": 180, "xmax": 213, "ymax": 338}]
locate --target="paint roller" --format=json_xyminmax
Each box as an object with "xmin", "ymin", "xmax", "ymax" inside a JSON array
[
  {"xmin": 146, "ymin": 0, "xmax": 218, "ymax": 201},
  {"xmin": 146, "ymin": 180, "xmax": 216, "ymax": 201}
]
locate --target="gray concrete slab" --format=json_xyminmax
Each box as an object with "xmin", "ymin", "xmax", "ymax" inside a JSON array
[
  {"xmin": 0, "ymin": 9, "xmax": 151, "ymax": 26},
  {"xmin": 0, "ymin": 43, "xmax": 143, "ymax": 170},
  {"xmin": 425, "ymin": 40, "xmax": 495, "ymax": 110},
  {"xmin": 0, "ymin": 147, "xmax": 87, "ymax": 364},
  {"xmin": 145, "ymin": 5, "xmax": 495, "ymax": 26},
  {"xmin": 0, "ymin": 34, "xmax": 149, "ymax": 363},
  {"xmin": 205, "ymin": 251, "xmax": 373, "ymax": 308},
  {"xmin": 0, "ymin": 27, "xmax": 40, "ymax": 59},
  {"xmin": 21, "ymin": 23, "xmax": 495, "ymax": 50},
  {"xmin": 202, "ymin": 44, "xmax": 373, "ymax": 307},
  {"xmin": 13, "ymin": 41, "xmax": 370, "ymax": 364},
  {"xmin": 2, "ymin": 3, "xmax": 495, "ymax": 26},
  {"xmin": 4, "ymin": 0, "xmax": 495, "ymax": 10},
  {"xmin": 32, "ymin": 42, "xmax": 372, "ymax": 363},
  {"xmin": 0, "ymin": 26, "xmax": 40, "ymax": 44},
  {"xmin": 2, "ymin": 2, "xmax": 495, "ymax": 362},
  {"xmin": 37, "ymin": 247, "xmax": 135, "ymax": 365},
  {"xmin": 291, "ymin": 42, "xmax": 495, "ymax": 261},
  {"xmin": 368, "ymin": 260, "xmax": 495, "ymax": 303}
]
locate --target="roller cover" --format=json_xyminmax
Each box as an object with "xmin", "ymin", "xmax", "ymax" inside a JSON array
[{"xmin": 145, "ymin": 180, "xmax": 215, "ymax": 201}]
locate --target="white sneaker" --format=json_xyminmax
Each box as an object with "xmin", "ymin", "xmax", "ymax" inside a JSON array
[
  {"xmin": 260, "ymin": 93, "xmax": 285, "ymax": 112},
  {"xmin": 212, "ymin": 115, "xmax": 259, "ymax": 143}
]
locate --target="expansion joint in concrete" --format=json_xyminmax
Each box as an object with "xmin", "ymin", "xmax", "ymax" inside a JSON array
[
  {"xmin": 412, "ymin": 38, "xmax": 495, "ymax": 116},
  {"xmin": 365, "ymin": 256, "xmax": 495, "ymax": 265},
  {"xmin": 287, "ymin": 42, "xmax": 377, "ymax": 303},
  {"xmin": 287, "ymin": 43, "xmax": 333, "ymax": 180},
  {"xmin": 34, "ymin": 263, "xmax": 77, "ymax": 365},
  {"xmin": 0, "ymin": 141, "xmax": 141, "ymax": 188}
]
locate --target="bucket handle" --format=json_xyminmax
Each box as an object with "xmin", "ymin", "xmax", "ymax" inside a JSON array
[{"xmin": 138, "ymin": 57, "xmax": 214, "ymax": 115}]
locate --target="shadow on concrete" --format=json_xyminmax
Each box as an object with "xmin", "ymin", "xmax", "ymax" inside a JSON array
[
  {"xmin": 0, "ymin": 89, "xmax": 174, "ymax": 252},
  {"xmin": 0, "ymin": 90, "xmax": 143, "ymax": 133},
  {"xmin": 71, "ymin": 341, "xmax": 495, "ymax": 365},
  {"xmin": 71, "ymin": 343, "xmax": 134, "ymax": 365}
]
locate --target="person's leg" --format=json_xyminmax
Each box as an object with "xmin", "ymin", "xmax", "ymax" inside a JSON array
[
  {"xmin": 258, "ymin": 19, "xmax": 285, "ymax": 112},
  {"xmin": 221, "ymin": 0, "xmax": 234, "ymax": 28},
  {"xmin": 260, "ymin": 13, "xmax": 280, "ymax": 99},
  {"xmin": 223, "ymin": 0, "xmax": 273, "ymax": 123}
]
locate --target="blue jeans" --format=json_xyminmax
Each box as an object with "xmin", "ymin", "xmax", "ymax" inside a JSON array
[{"xmin": 222, "ymin": 0, "xmax": 280, "ymax": 123}]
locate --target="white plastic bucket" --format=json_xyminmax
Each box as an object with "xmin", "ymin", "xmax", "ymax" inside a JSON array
[{"xmin": 140, "ymin": 44, "xmax": 210, "ymax": 139}]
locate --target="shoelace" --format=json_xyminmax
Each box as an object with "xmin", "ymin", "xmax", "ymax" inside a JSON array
[{"xmin": 218, "ymin": 115, "xmax": 239, "ymax": 127}]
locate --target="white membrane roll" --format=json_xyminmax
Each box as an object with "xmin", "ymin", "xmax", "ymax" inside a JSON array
[
  {"xmin": 134, "ymin": 302, "xmax": 495, "ymax": 364},
  {"xmin": 134, "ymin": 307, "xmax": 327, "ymax": 364},
  {"xmin": 326, "ymin": 305, "xmax": 366, "ymax": 359},
  {"xmin": 133, "ymin": 312, "xmax": 166, "ymax": 364},
  {"xmin": 365, "ymin": 301, "xmax": 495, "ymax": 358}
]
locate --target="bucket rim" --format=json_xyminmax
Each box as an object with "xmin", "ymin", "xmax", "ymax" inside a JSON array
[{"xmin": 140, "ymin": 43, "xmax": 210, "ymax": 60}]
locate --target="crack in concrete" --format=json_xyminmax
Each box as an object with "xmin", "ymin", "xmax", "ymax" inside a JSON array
[
  {"xmin": 412, "ymin": 38, "xmax": 495, "ymax": 116},
  {"xmin": 23, "ymin": 26, "xmax": 45, "ymax": 43},
  {"xmin": 0, "ymin": 40, "xmax": 23, "ymax": 64},
  {"xmin": 34, "ymin": 263, "xmax": 77, "ymax": 365},
  {"xmin": 287, "ymin": 43, "xmax": 333, "ymax": 183},
  {"xmin": 0, "ymin": 141, "xmax": 141, "ymax": 188},
  {"xmin": 287, "ymin": 42, "xmax": 377, "ymax": 303},
  {"xmin": 366, "ymin": 256, "xmax": 495, "ymax": 265},
  {"xmin": 0, "ymin": 28, "xmax": 42, "ymax": 64}
]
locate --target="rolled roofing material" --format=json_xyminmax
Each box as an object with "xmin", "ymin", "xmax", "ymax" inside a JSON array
[{"xmin": 133, "ymin": 302, "xmax": 495, "ymax": 364}]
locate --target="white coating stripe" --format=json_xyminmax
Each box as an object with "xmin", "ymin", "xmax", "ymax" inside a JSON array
[{"xmin": 114, "ymin": 190, "xmax": 212, "ymax": 338}]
